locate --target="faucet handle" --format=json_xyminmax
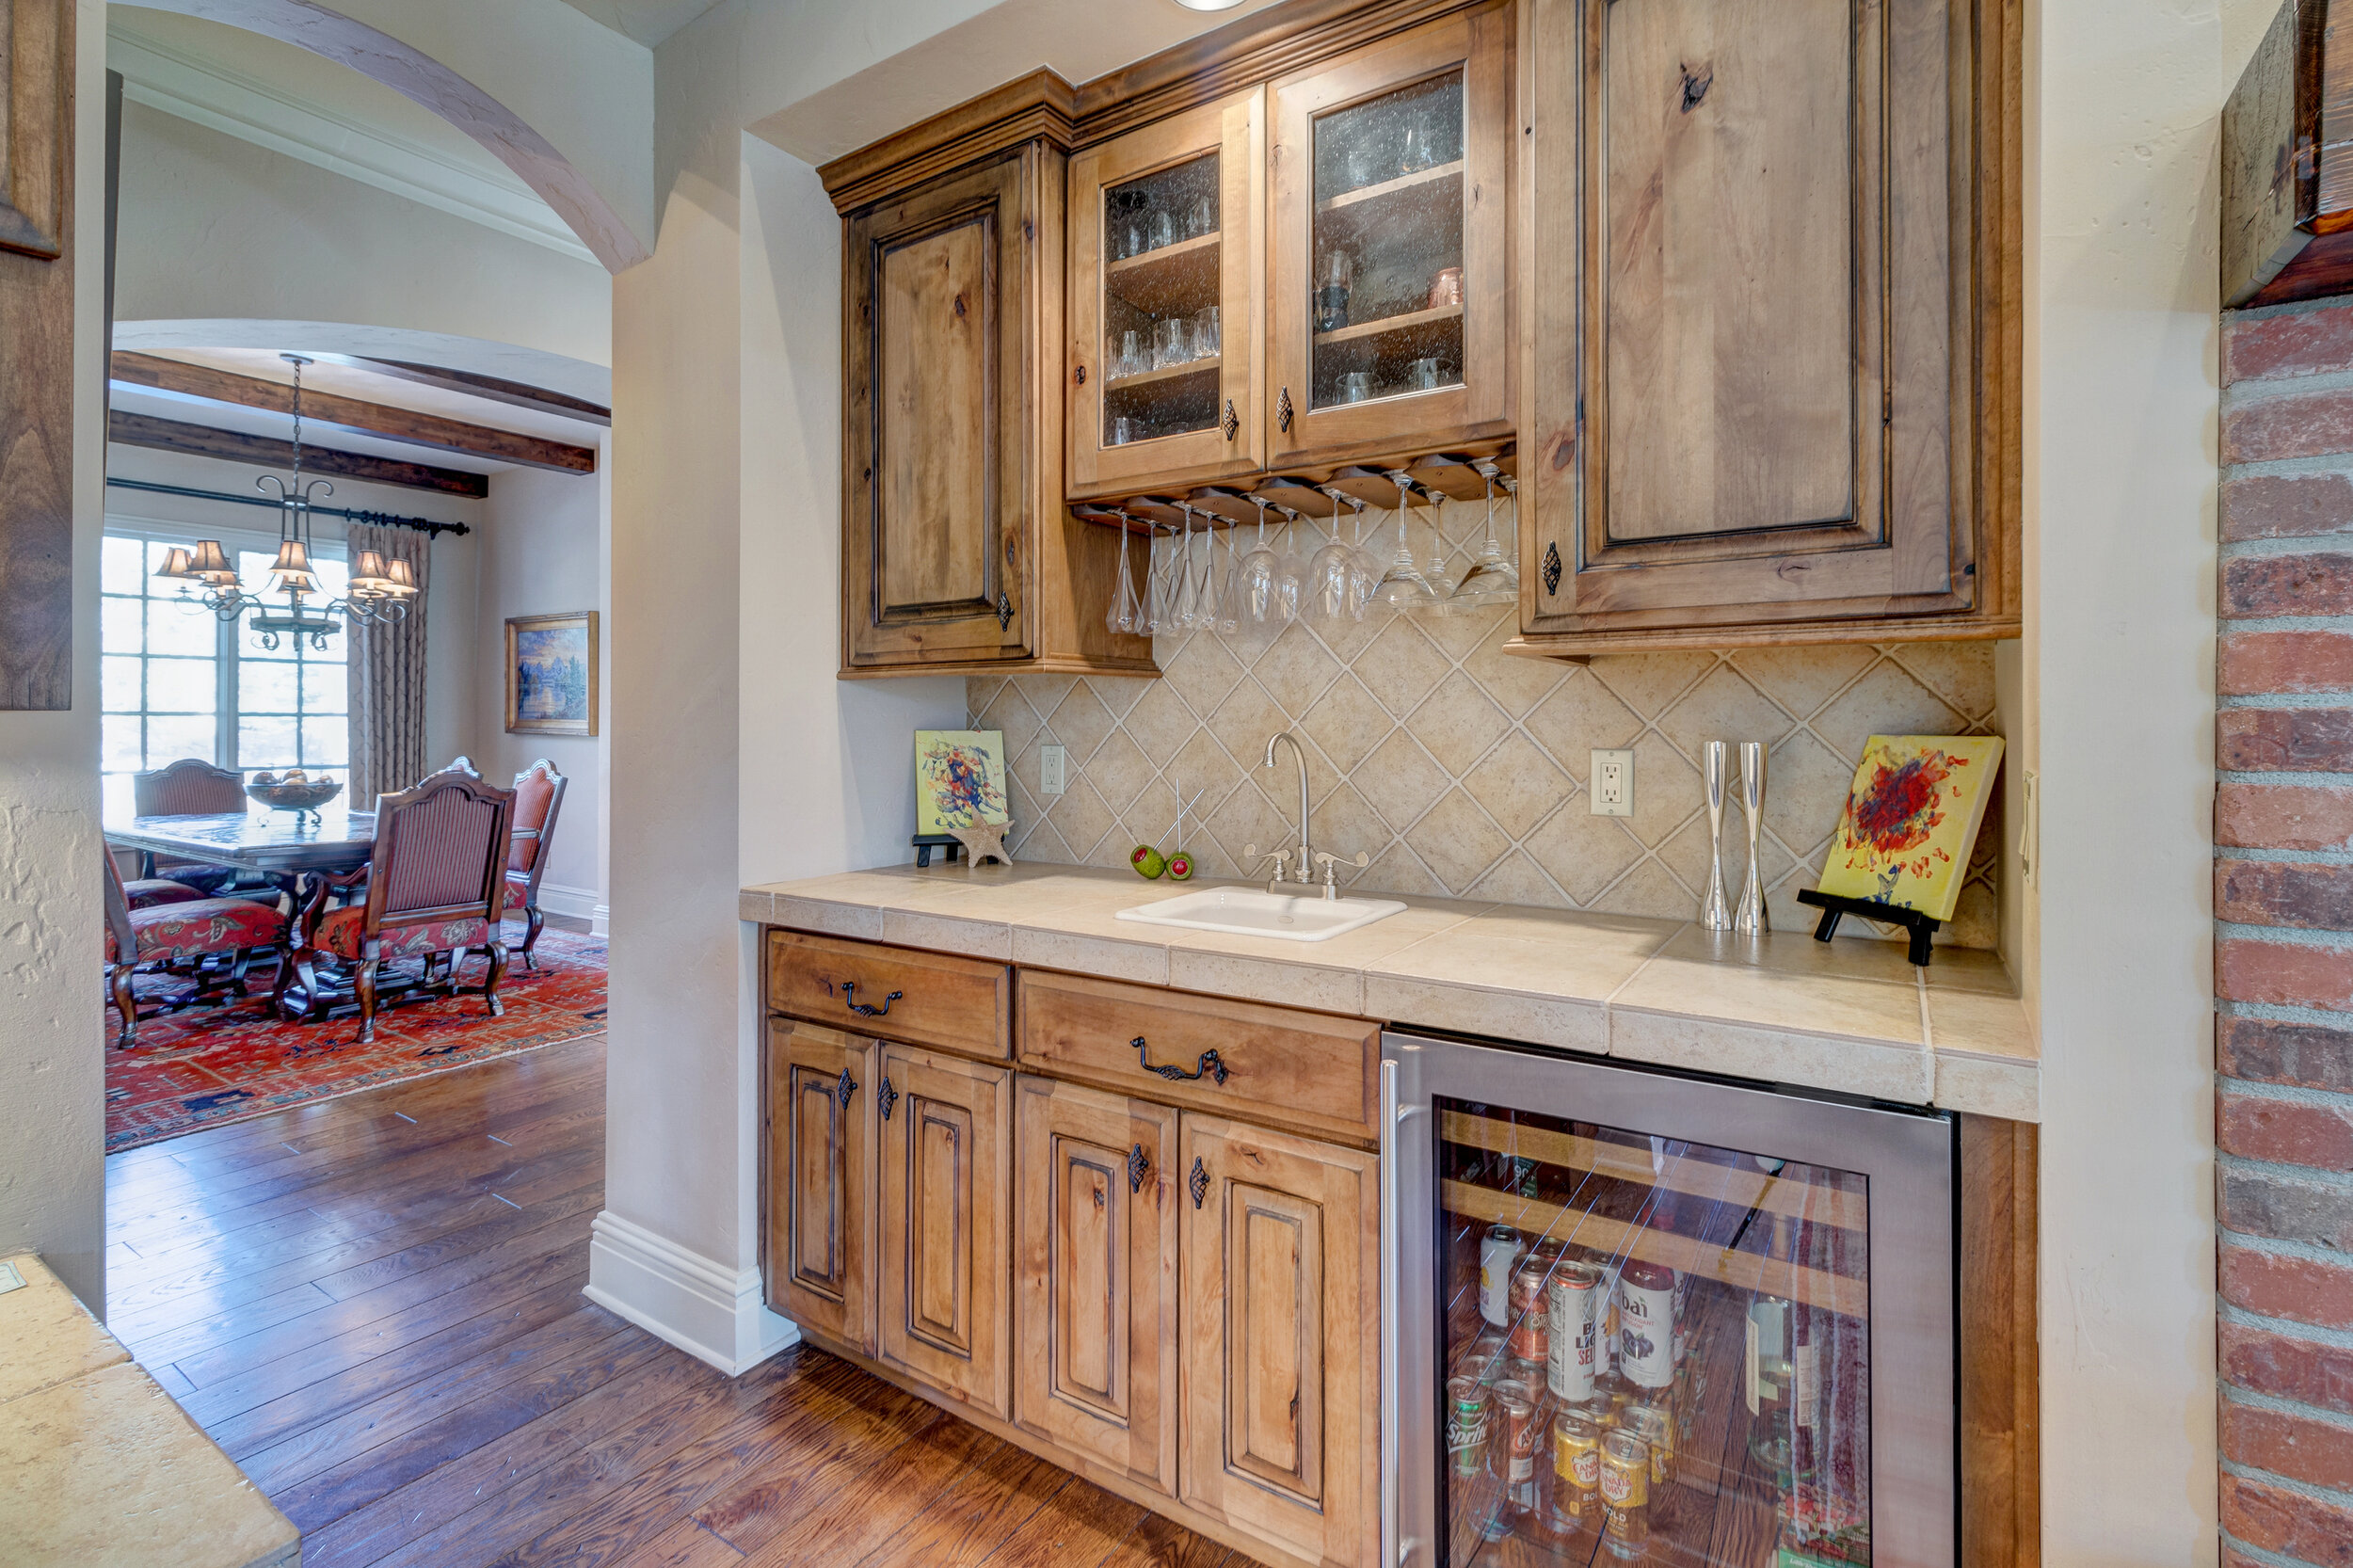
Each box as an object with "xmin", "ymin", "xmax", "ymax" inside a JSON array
[
  {"xmin": 1314, "ymin": 850, "xmax": 1369, "ymax": 896},
  {"xmin": 1243, "ymin": 843, "xmax": 1292, "ymax": 883}
]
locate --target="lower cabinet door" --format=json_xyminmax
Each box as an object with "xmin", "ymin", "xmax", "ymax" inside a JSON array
[
  {"xmin": 1013, "ymin": 1075, "xmax": 1178, "ymax": 1497},
  {"xmin": 1179, "ymin": 1113, "xmax": 1379, "ymax": 1568},
  {"xmin": 764, "ymin": 1020, "xmax": 876, "ymax": 1353},
  {"xmin": 877, "ymin": 1043, "xmax": 1013, "ymax": 1419}
]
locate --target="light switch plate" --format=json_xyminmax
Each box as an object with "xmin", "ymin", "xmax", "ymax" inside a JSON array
[
  {"xmin": 1590, "ymin": 749, "xmax": 1634, "ymax": 816},
  {"xmin": 1040, "ymin": 744, "xmax": 1067, "ymax": 796}
]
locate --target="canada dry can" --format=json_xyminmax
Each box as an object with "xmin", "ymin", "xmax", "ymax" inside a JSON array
[
  {"xmin": 1479, "ymin": 1225, "xmax": 1523, "ymax": 1327},
  {"xmin": 1509, "ymin": 1258, "xmax": 1552, "ymax": 1361},
  {"xmin": 1551, "ymin": 1411, "xmax": 1603, "ymax": 1525},
  {"xmin": 1546, "ymin": 1263, "xmax": 1602, "ymax": 1403},
  {"xmin": 1599, "ymin": 1428, "xmax": 1651, "ymax": 1550},
  {"xmin": 1445, "ymin": 1375, "xmax": 1489, "ymax": 1479},
  {"xmin": 1625, "ymin": 1399, "xmax": 1675, "ymax": 1486}
]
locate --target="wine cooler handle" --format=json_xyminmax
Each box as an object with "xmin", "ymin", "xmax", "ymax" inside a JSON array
[{"xmin": 1379, "ymin": 1057, "xmax": 1402, "ymax": 1567}]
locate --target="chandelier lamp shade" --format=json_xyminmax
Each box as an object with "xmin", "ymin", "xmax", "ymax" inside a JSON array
[{"xmin": 153, "ymin": 354, "xmax": 420, "ymax": 649}]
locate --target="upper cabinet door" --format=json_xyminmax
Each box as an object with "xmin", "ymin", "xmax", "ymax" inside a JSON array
[
  {"xmin": 1268, "ymin": 4, "xmax": 1514, "ymax": 470},
  {"xmin": 843, "ymin": 148, "xmax": 1043, "ymax": 671},
  {"xmin": 1521, "ymin": 0, "xmax": 1980, "ymax": 640},
  {"xmin": 1068, "ymin": 88, "xmax": 1267, "ymax": 499}
]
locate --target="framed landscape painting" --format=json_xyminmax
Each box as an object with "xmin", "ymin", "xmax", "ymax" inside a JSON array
[{"xmin": 506, "ymin": 612, "xmax": 599, "ymax": 736}]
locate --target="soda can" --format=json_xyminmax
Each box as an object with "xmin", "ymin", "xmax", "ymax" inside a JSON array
[
  {"xmin": 1546, "ymin": 1262, "xmax": 1602, "ymax": 1403},
  {"xmin": 1509, "ymin": 1258, "xmax": 1552, "ymax": 1362},
  {"xmin": 1599, "ymin": 1428, "xmax": 1651, "ymax": 1552},
  {"xmin": 1625, "ymin": 1399, "xmax": 1675, "ymax": 1487},
  {"xmin": 1445, "ymin": 1375, "xmax": 1489, "ymax": 1480},
  {"xmin": 1494, "ymin": 1379, "xmax": 1543, "ymax": 1485},
  {"xmin": 1552, "ymin": 1410, "xmax": 1603, "ymax": 1525},
  {"xmin": 1479, "ymin": 1225, "xmax": 1523, "ymax": 1328}
]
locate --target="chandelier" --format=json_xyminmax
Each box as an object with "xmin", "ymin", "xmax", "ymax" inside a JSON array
[{"xmin": 154, "ymin": 354, "xmax": 419, "ymax": 650}]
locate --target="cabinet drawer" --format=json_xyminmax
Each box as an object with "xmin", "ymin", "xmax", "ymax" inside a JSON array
[
  {"xmin": 1016, "ymin": 969, "xmax": 1379, "ymax": 1144},
  {"xmin": 768, "ymin": 930, "xmax": 1011, "ymax": 1060}
]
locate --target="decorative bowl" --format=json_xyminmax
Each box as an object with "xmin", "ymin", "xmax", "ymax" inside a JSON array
[{"xmin": 245, "ymin": 775, "xmax": 342, "ymax": 821}]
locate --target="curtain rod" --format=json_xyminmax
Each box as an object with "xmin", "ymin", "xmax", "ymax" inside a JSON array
[{"xmin": 103, "ymin": 476, "xmax": 472, "ymax": 538}]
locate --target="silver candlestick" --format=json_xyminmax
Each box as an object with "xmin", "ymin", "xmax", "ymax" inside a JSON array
[
  {"xmin": 1734, "ymin": 741, "xmax": 1769, "ymax": 934},
  {"xmin": 1700, "ymin": 741, "xmax": 1732, "ymax": 930}
]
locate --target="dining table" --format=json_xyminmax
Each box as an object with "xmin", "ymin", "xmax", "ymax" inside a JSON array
[{"xmin": 104, "ymin": 806, "xmax": 377, "ymax": 904}]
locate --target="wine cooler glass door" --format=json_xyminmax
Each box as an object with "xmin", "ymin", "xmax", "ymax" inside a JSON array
[{"xmin": 1382, "ymin": 1033, "xmax": 1956, "ymax": 1568}]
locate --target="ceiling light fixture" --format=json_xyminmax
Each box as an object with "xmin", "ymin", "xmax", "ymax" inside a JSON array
[
  {"xmin": 154, "ymin": 354, "xmax": 418, "ymax": 649},
  {"xmin": 1169, "ymin": 0, "xmax": 1248, "ymax": 11}
]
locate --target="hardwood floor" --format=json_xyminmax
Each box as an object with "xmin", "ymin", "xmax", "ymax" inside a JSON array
[{"xmin": 104, "ymin": 1033, "xmax": 1253, "ymax": 1568}]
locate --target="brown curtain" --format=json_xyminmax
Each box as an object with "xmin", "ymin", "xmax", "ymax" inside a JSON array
[{"xmin": 344, "ymin": 523, "xmax": 430, "ymax": 804}]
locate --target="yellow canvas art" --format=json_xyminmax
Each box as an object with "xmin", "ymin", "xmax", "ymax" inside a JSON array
[
  {"xmin": 915, "ymin": 730, "xmax": 1011, "ymax": 835},
  {"xmin": 1817, "ymin": 735, "xmax": 2005, "ymax": 921}
]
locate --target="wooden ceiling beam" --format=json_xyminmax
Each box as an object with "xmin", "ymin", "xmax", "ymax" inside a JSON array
[
  {"xmin": 108, "ymin": 410, "xmax": 491, "ymax": 499},
  {"xmin": 108, "ymin": 352, "xmax": 597, "ymax": 474},
  {"xmin": 327, "ymin": 357, "xmax": 613, "ymax": 426}
]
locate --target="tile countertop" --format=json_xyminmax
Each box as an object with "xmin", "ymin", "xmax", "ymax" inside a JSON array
[{"xmin": 740, "ymin": 862, "xmax": 2040, "ymax": 1123}]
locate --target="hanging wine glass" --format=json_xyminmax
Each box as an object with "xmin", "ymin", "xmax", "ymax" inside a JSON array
[
  {"xmin": 1344, "ymin": 494, "xmax": 1380, "ymax": 619},
  {"xmin": 1211, "ymin": 512, "xmax": 1241, "ymax": 637},
  {"xmin": 1305, "ymin": 490, "xmax": 1358, "ymax": 626},
  {"xmin": 1144, "ymin": 521, "xmax": 1176, "ymax": 634},
  {"xmin": 1271, "ymin": 505, "xmax": 1309, "ymax": 626},
  {"xmin": 1170, "ymin": 504, "xmax": 1198, "ymax": 631},
  {"xmin": 1419, "ymin": 490, "xmax": 1463, "ymax": 615},
  {"xmin": 1371, "ymin": 472, "xmax": 1440, "ymax": 613},
  {"xmin": 1449, "ymin": 464, "xmax": 1521, "ymax": 609},
  {"xmin": 1105, "ymin": 510, "xmax": 1144, "ymax": 634},
  {"xmin": 1231, "ymin": 496, "xmax": 1282, "ymax": 638}
]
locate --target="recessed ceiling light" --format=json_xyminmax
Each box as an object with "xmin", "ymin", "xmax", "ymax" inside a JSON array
[{"xmin": 1170, "ymin": 0, "xmax": 1248, "ymax": 10}]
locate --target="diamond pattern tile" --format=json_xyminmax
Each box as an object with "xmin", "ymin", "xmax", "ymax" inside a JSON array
[{"xmin": 972, "ymin": 616, "xmax": 2003, "ymax": 946}]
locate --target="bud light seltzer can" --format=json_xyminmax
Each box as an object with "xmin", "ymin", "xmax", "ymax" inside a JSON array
[
  {"xmin": 1546, "ymin": 1262, "xmax": 1602, "ymax": 1403},
  {"xmin": 1479, "ymin": 1225, "xmax": 1523, "ymax": 1328},
  {"xmin": 1445, "ymin": 1375, "xmax": 1489, "ymax": 1480}
]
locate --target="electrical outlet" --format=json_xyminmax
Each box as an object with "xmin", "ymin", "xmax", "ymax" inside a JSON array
[
  {"xmin": 1040, "ymin": 744, "xmax": 1067, "ymax": 796},
  {"xmin": 1590, "ymin": 749, "xmax": 1634, "ymax": 816}
]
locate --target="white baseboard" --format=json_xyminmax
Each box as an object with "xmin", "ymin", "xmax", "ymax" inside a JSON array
[
  {"xmin": 592, "ymin": 904, "xmax": 610, "ymax": 938},
  {"xmin": 584, "ymin": 1210, "xmax": 800, "ymax": 1375},
  {"xmin": 535, "ymin": 881, "xmax": 604, "ymax": 925}
]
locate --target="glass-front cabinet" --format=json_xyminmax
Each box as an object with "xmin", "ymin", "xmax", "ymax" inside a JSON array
[
  {"xmin": 1066, "ymin": 88, "xmax": 1266, "ymax": 497},
  {"xmin": 1269, "ymin": 4, "xmax": 1513, "ymax": 468},
  {"xmin": 1385, "ymin": 1032, "xmax": 1959, "ymax": 1568}
]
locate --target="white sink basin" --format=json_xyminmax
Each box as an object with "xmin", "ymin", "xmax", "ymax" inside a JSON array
[{"xmin": 1115, "ymin": 886, "xmax": 1408, "ymax": 943}]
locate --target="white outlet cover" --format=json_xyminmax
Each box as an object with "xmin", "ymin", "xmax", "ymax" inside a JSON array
[
  {"xmin": 1590, "ymin": 748, "xmax": 1634, "ymax": 816},
  {"xmin": 1040, "ymin": 744, "xmax": 1067, "ymax": 796}
]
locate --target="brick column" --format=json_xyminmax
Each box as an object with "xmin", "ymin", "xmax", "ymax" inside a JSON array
[{"xmin": 2216, "ymin": 300, "xmax": 2353, "ymax": 1566}]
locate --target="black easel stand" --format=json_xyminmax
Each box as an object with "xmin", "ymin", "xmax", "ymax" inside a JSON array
[
  {"xmin": 1793, "ymin": 888, "xmax": 1942, "ymax": 967},
  {"xmin": 911, "ymin": 834, "xmax": 963, "ymax": 868}
]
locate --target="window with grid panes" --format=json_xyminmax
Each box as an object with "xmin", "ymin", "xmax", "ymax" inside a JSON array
[{"xmin": 100, "ymin": 531, "xmax": 352, "ymax": 819}]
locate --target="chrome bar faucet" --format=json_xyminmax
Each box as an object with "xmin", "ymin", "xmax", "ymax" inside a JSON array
[{"xmin": 1264, "ymin": 731, "xmax": 1313, "ymax": 888}]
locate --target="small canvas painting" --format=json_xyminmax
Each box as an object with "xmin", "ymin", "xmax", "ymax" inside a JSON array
[
  {"xmin": 505, "ymin": 613, "xmax": 599, "ymax": 736},
  {"xmin": 1817, "ymin": 734, "xmax": 2005, "ymax": 921},
  {"xmin": 916, "ymin": 730, "xmax": 1010, "ymax": 835}
]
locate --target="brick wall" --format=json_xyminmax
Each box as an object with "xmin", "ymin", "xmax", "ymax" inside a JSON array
[{"xmin": 2217, "ymin": 298, "xmax": 2353, "ymax": 1568}]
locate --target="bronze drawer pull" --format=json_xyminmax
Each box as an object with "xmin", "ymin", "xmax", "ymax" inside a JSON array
[
  {"xmin": 842, "ymin": 981, "xmax": 903, "ymax": 1018},
  {"xmin": 878, "ymin": 1076, "xmax": 898, "ymax": 1122},
  {"xmin": 834, "ymin": 1067, "xmax": 856, "ymax": 1109},
  {"xmin": 1131, "ymin": 1035, "xmax": 1228, "ymax": 1085},
  {"xmin": 1190, "ymin": 1156, "xmax": 1209, "ymax": 1209},
  {"xmin": 1128, "ymin": 1144, "xmax": 1148, "ymax": 1193}
]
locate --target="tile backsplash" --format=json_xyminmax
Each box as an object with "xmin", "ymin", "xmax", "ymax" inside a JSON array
[{"xmin": 968, "ymin": 604, "xmax": 2003, "ymax": 946}]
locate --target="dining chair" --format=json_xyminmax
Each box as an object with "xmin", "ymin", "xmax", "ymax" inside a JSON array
[
  {"xmin": 131, "ymin": 758, "xmax": 250, "ymax": 895},
  {"xmin": 501, "ymin": 760, "xmax": 569, "ymax": 969},
  {"xmin": 104, "ymin": 844, "xmax": 291, "ymax": 1048},
  {"xmin": 294, "ymin": 771, "xmax": 516, "ymax": 1044}
]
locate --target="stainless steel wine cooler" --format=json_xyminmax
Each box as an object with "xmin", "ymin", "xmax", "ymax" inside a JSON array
[{"xmin": 1381, "ymin": 1032, "xmax": 1958, "ymax": 1568}]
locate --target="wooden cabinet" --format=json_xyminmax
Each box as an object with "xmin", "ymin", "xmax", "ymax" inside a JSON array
[
  {"xmin": 1067, "ymin": 88, "xmax": 1267, "ymax": 498},
  {"xmin": 839, "ymin": 131, "xmax": 1154, "ymax": 679},
  {"xmin": 1013, "ymin": 1075, "xmax": 1179, "ymax": 1497},
  {"xmin": 766, "ymin": 929, "xmax": 1011, "ymax": 1061},
  {"xmin": 1179, "ymin": 1113, "xmax": 1379, "ymax": 1568},
  {"xmin": 763, "ymin": 1020, "xmax": 875, "ymax": 1352},
  {"xmin": 1268, "ymin": 3, "xmax": 1515, "ymax": 470},
  {"xmin": 1513, "ymin": 0, "xmax": 2019, "ymax": 653},
  {"xmin": 876, "ymin": 1043, "xmax": 1014, "ymax": 1418}
]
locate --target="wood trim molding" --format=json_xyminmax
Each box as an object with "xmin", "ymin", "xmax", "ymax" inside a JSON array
[
  {"xmin": 0, "ymin": 0, "xmax": 69, "ymax": 260},
  {"xmin": 817, "ymin": 68, "xmax": 1079, "ymax": 213},
  {"xmin": 110, "ymin": 352, "xmax": 597, "ymax": 474},
  {"xmin": 107, "ymin": 409, "xmax": 492, "ymax": 499},
  {"xmin": 331, "ymin": 357, "xmax": 612, "ymax": 426}
]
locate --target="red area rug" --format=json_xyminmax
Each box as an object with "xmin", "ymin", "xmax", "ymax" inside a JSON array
[{"xmin": 105, "ymin": 925, "xmax": 606, "ymax": 1152}]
